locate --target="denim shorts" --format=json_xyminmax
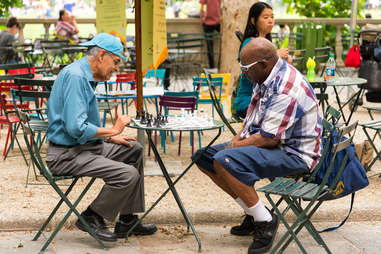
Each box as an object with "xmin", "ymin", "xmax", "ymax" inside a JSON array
[{"xmin": 191, "ymin": 142, "xmax": 309, "ymax": 187}]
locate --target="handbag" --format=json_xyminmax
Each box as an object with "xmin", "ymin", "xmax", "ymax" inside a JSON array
[
  {"xmin": 312, "ymin": 129, "xmax": 369, "ymax": 232},
  {"xmin": 345, "ymin": 44, "xmax": 361, "ymax": 68},
  {"xmin": 374, "ymin": 38, "xmax": 381, "ymax": 62},
  {"xmin": 315, "ymin": 129, "xmax": 369, "ymax": 201}
]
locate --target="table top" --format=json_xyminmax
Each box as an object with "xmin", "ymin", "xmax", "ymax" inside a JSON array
[
  {"xmin": 128, "ymin": 116, "xmax": 224, "ymax": 131},
  {"xmin": 310, "ymin": 77, "xmax": 367, "ymax": 86}
]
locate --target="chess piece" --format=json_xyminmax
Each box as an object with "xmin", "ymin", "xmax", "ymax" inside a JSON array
[
  {"xmin": 140, "ymin": 111, "xmax": 147, "ymax": 124},
  {"xmin": 147, "ymin": 118, "xmax": 152, "ymax": 127},
  {"xmin": 136, "ymin": 110, "xmax": 141, "ymax": 120}
]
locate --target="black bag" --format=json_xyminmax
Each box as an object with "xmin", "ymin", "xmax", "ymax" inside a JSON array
[
  {"xmin": 358, "ymin": 60, "xmax": 381, "ymax": 96},
  {"xmin": 374, "ymin": 38, "xmax": 381, "ymax": 62}
]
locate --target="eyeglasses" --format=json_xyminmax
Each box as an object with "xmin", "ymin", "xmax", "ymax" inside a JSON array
[
  {"xmin": 105, "ymin": 52, "xmax": 121, "ymax": 66},
  {"xmin": 239, "ymin": 60, "xmax": 263, "ymax": 72}
]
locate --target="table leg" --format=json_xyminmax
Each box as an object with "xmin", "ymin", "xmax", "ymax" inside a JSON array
[{"xmin": 126, "ymin": 127, "xmax": 222, "ymax": 252}]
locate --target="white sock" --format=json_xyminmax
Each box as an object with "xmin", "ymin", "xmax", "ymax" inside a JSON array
[
  {"xmin": 246, "ymin": 199, "xmax": 272, "ymax": 222},
  {"xmin": 235, "ymin": 197, "xmax": 249, "ymax": 214}
]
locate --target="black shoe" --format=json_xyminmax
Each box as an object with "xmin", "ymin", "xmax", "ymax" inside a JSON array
[
  {"xmin": 230, "ymin": 214, "xmax": 255, "ymax": 236},
  {"xmin": 75, "ymin": 213, "xmax": 117, "ymax": 242},
  {"xmin": 114, "ymin": 215, "xmax": 157, "ymax": 238},
  {"xmin": 248, "ymin": 210, "xmax": 279, "ymax": 254}
]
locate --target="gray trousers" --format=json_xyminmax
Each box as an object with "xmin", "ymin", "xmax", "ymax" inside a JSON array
[{"xmin": 46, "ymin": 140, "xmax": 145, "ymax": 221}]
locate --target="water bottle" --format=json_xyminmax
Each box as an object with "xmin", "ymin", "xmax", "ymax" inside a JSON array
[{"xmin": 324, "ymin": 53, "xmax": 336, "ymax": 82}]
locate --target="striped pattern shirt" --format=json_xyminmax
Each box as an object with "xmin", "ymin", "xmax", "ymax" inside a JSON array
[
  {"xmin": 55, "ymin": 21, "xmax": 76, "ymax": 39},
  {"xmin": 241, "ymin": 58, "xmax": 322, "ymax": 170}
]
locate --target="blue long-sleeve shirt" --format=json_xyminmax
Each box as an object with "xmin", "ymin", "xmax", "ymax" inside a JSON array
[{"xmin": 47, "ymin": 57, "xmax": 101, "ymax": 146}]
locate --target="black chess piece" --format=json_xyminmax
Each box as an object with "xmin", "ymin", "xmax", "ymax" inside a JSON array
[
  {"xmin": 147, "ymin": 118, "xmax": 152, "ymax": 127},
  {"xmin": 140, "ymin": 111, "xmax": 147, "ymax": 124},
  {"xmin": 136, "ymin": 110, "xmax": 141, "ymax": 120}
]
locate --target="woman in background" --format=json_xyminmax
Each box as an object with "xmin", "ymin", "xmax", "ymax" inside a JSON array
[{"xmin": 233, "ymin": 2, "xmax": 291, "ymax": 120}]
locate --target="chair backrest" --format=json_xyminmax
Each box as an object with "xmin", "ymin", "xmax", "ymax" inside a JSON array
[
  {"xmin": 116, "ymin": 72, "xmax": 136, "ymax": 90},
  {"xmin": 159, "ymin": 94, "xmax": 197, "ymax": 114},
  {"xmin": 17, "ymin": 108, "xmax": 54, "ymax": 180},
  {"xmin": 192, "ymin": 76, "xmax": 223, "ymax": 100},
  {"xmin": 314, "ymin": 46, "xmax": 332, "ymax": 75},
  {"xmin": 204, "ymin": 70, "xmax": 237, "ymax": 136},
  {"xmin": 289, "ymin": 49, "xmax": 306, "ymax": 72},
  {"xmin": 144, "ymin": 68, "xmax": 166, "ymax": 87},
  {"xmin": 308, "ymin": 120, "xmax": 358, "ymax": 199},
  {"xmin": 199, "ymin": 73, "xmax": 231, "ymax": 100},
  {"xmin": 0, "ymin": 63, "xmax": 35, "ymax": 81}
]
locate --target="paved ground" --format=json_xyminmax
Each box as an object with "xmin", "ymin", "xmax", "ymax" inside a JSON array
[
  {"xmin": 1, "ymin": 86, "xmax": 381, "ymax": 253},
  {"xmin": 1, "ymin": 221, "xmax": 380, "ymax": 254}
]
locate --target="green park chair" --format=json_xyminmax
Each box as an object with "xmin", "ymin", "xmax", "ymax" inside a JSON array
[
  {"xmin": 360, "ymin": 119, "xmax": 381, "ymax": 174},
  {"xmin": 192, "ymin": 76, "xmax": 223, "ymax": 119},
  {"xmin": 16, "ymin": 108, "xmax": 107, "ymax": 253},
  {"xmin": 257, "ymin": 119, "xmax": 358, "ymax": 254}
]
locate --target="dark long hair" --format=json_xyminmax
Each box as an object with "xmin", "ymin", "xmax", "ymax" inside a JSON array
[
  {"xmin": 6, "ymin": 17, "xmax": 20, "ymax": 29},
  {"xmin": 240, "ymin": 2, "xmax": 273, "ymax": 51},
  {"xmin": 59, "ymin": 10, "xmax": 66, "ymax": 21}
]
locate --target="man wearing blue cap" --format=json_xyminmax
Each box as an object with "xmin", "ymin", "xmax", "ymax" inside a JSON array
[{"xmin": 46, "ymin": 33, "xmax": 157, "ymax": 242}]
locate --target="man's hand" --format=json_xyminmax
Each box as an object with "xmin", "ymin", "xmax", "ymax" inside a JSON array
[
  {"xmin": 112, "ymin": 115, "xmax": 131, "ymax": 135},
  {"xmin": 108, "ymin": 136, "xmax": 136, "ymax": 147}
]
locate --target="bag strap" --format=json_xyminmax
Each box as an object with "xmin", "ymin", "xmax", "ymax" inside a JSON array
[{"xmin": 319, "ymin": 193, "xmax": 355, "ymax": 233}]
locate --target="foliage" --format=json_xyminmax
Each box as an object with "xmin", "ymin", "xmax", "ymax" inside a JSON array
[
  {"xmin": 282, "ymin": 0, "xmax": 365, "ymax": 56},
  {"xmin": 282, "ymin": 0, "xmax": 364, "ymax": 18},
  {"xmin": 0, "ymin": 0, "xmax": 23, "ymax": 17}
]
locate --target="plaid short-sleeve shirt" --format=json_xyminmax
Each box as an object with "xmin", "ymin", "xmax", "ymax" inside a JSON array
[{"xmin": 241, "ymin": 58, "xmax": 322, "ymax": 170}]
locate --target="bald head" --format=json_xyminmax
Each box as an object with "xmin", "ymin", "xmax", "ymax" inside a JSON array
[
  {"xmin": 241, "ymin": 37, "xmax": 278, "ymax": 64},
  {"xmin": 240, "ymin": 37, "xmax": 279, "ymax": 84}
]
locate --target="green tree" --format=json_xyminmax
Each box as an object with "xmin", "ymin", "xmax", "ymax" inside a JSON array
[
  {"xmin": 282, "ymin": 0, "xmax": 364, "ymax": 18},
  {"xmin": 0, "ymin": 0, "xmax": 23, "ymax": 17}
]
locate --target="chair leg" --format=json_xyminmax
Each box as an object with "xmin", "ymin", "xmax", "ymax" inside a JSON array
[
  {"xmin": 3, "ymin": 126, "xmax": 11, "ymax": 157},
  {"xmin": 178, "ymin": 131, "xmax": 182, "ymax": 156},
  {"xmin": 37, "ymin": 178, "xmax": 106, "ymax": 253},
  {"xmin": 33, "ymin": 178, "xmax": 79, "ymax": 241}
]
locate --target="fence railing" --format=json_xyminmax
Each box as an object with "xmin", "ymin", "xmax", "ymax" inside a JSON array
[{"xmin": 1, "ymin": 17, "xmax": 381, "ymax": 66}]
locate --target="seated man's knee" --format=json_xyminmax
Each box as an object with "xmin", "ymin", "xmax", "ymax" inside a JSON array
[
  {"xmin": 113, "ymin": 167, "xmax": 141, "ymax": 189},
  {"xmin": 133, "ymin": 141, "xmax": 144, "ymax": 154}
]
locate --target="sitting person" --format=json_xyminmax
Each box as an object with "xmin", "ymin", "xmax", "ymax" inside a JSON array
[
  {"xmin": 0, "ymin": 17, "xmax": 21, "ymax": 64},
  {"xmin": 55, "ymin": 9, "xmax": 79, "ymax": 43},
  {"xmin": 46, "ymin": 33, "xmax": 157, "ymax": 242},
  {"xmin": 233, "ymin": 2, "xmax": 291, "ymax": 119},
  {"xmin": 192, "ymin": 37, "xmax": 322, "ymax": 254}
]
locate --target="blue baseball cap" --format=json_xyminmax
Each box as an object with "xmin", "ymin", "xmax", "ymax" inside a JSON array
[{"xmin": 80, "ymin": 33, "xmax": 126, "ymax": 62}]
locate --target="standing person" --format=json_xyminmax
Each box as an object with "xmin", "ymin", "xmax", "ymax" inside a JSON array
[
  {"xmin": 192, "ymin": 38, "xmax": 322, "ymax": 254},
  {"xmin": 0, "ymin": 17, "xmax": 20, "ymax": 64},
  {"xmin": 55, "ymin": 9, "xmax": 79, "ymax": 43},
  {"xmin": 200, "ymin": 0, "xmax": 221, "ymax": 69},
  {"xmin": 46, "ymin": 33, "xmax": 157, "ymax": 242},
  {"xmin": 233, "ymin": 2, "xmax": 291, "ymax": 120}
]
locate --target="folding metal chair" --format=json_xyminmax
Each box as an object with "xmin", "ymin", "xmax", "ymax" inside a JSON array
[
  {"xmin": 360, "ymin": 119, "xmax": 381, "ymax": 174},
  {"xmin": 16, "ymin": 108, "xmax": 106, "ymax": 253},
  {"xmin": 258, "ymin": 120, "xmax": 358, "ymax": 254}
]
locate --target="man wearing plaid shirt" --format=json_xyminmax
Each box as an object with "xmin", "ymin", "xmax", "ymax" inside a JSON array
[{"xmin": 192, "ymin": 37, "xmax": 322, "ymax": 254}]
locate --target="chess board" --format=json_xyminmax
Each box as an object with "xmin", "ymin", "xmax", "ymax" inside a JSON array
[{"xmin": 132, "ymin": 115, "xmax": 217, "ymax": 130}]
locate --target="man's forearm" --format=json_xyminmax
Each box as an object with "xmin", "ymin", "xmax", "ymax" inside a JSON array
[
  {"xmin": 93, "ymin": 127, "xmax": 120, "ymax": 138},
  {"xmin": 232, "ymin": 133, "xmax": 279, "ymax": 149}
]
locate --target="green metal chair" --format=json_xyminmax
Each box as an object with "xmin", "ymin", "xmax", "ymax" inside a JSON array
[
  {"xmin": 16, "ymin": 108, "xmax": 106, "ymax": 253},
  {"xmin": 360, "ymin": 119, "xmax": 381, "ymax": 174},
  {"xmin": 258, "ymin": 120, "xmax": 358, "ymax": 254},
  {"xmin": 192, "ymin": 76, "xmax": 223, "ymax": 119}
]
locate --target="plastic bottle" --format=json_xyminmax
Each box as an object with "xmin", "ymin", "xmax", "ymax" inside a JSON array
[{"xmin": 324, "ymin": 53, "xmax": 336, "ymax": 82}]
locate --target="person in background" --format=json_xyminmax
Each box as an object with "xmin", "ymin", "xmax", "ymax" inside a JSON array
[
  {"xmin": 55, "ymin": 9, "xmax": 79, "ymax": 43},
  {"xmin": 233, "ymin": 2, "xmax": 291, "ymax": 120},
  {"xmin": 0, "ymin": 17, "xmax": 21, "ymax": 64},
  {"xmin": 200, "ymin": 0, "xmax": 221, "ymax": 69}
]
